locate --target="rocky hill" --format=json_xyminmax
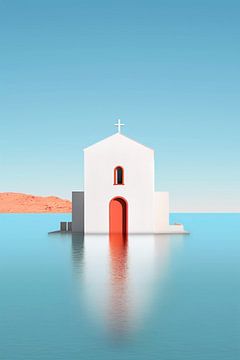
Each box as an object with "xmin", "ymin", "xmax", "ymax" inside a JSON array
[{"xmin": 0, "ymin": 192, "xmax": 72, "ymax": 213}]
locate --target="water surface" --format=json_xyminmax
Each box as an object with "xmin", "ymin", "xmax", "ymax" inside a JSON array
[{"xmin": 0, "ymin": 214, "xmax": 239, "ymax": 360}]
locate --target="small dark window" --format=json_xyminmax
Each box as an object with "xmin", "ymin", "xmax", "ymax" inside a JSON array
[{"xmin": 114, "ymin": 166, "xmax": 124, "ymax": 185}]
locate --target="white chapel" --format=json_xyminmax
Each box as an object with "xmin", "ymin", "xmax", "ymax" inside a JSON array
[{"xmin": 72, "ymin": 120, "xmax": 186, "ymax": 234}]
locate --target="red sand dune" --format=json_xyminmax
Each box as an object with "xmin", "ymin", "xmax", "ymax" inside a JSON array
[{"xmin": 0, "ymin": 193, "xmax": 72, "ymax": 213}]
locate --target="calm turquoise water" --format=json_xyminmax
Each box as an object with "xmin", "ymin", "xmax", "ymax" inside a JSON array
[{"xmin": 0, "ymin": 214, "xmax": 239, "ymax": 360}]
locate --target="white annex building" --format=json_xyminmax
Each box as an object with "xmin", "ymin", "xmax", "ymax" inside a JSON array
[{"xmin": 72, "ymin": 120, "xmax": 186, "ymax": 234}]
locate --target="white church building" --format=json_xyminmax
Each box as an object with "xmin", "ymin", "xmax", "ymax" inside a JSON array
[{"xmin": 72, "ymin": 120, "xmax": 186, "ymax": 234}]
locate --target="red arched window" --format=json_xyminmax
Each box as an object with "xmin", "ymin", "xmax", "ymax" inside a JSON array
[{"xmin": 114, "ymin": 166, "xmax": 124, "ymax": 185}]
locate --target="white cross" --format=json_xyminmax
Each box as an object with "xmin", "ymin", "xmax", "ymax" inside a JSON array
[{"xmin": 115, "ymin": 119, "xmax": 125, "ymax": 133}]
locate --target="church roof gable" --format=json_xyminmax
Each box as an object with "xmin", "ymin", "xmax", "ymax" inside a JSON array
[{"xmin": 84, "ymin": 133, "xmax": 153, "ymax": 152}]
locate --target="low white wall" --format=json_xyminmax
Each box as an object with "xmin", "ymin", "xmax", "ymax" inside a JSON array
[{"xmin": 154, "ymin": 192, "xmax": 170, "ymax": 233}]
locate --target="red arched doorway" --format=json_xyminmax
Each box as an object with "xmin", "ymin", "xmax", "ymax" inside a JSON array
[{"xmin": 109, "ymin": 197, "xmax": 128, "ymax": 235}]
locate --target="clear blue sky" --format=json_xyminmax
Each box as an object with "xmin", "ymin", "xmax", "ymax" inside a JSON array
[{"xmin": 0, "ymin": 0, "xmax": 239, "ymax": 211}]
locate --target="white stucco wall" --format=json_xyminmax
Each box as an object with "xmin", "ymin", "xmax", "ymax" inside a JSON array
[
  {"xmin": 154, "ymin": 191, "xmax": 186, "ymax": 233},
  {"xmin": 84, "ymin": 133, "xmax": 155, "ymax": 233},
  {"xmin": 154, "ymin": 192, "xmax": 170, "ymax": 233}
]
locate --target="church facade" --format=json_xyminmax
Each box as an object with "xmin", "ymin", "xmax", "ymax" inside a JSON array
[{"xmin": 72, "ymin": 124, "xmax": 186, "ymax": 234}]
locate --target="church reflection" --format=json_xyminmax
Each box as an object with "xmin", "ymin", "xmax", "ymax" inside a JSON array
[
  {"xmin": 109, "ymin": 233, "xmax": 129, "ymax": 336},
  {"xmin": 71, "ymin": 233, "xmax": 84, "ymax": 277},
  {"xmin": 70, "ymin": 233, "xmax": 183, "ymax": 337}
]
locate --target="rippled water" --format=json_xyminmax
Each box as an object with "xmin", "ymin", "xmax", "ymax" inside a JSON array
[{"xmin": 0, "ymin": 214, "xmax": 239, "ymax": 360}]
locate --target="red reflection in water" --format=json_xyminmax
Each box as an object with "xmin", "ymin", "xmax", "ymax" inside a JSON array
[{"xmin": 109, "ymin": 233, "xmax": 128, "ymax": 336}]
